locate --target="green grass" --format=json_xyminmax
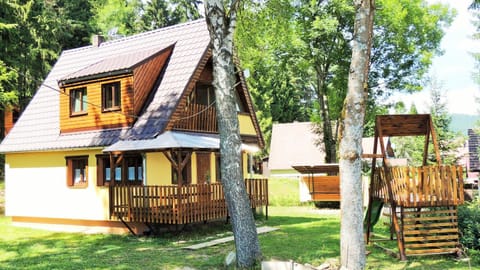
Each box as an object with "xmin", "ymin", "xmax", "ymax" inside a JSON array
[
  {"xmin": 0, "ymin": 206, "xmax": 477, "ymax": 269},
  {"xmin": 0, "ymin": 179, "xmax": 477, "ymax": 269},
  {"xmin": 0, "ymin": 180, "xmax": 4, "ymax": 215},
  {"xmin": 268, "ymin": 178, "xmax": 305, "ymax": 206}
]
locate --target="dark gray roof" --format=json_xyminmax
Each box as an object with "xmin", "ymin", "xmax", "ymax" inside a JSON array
[
  {"xmin": 0, "ymin": 20, "xmax": 210, "ymax": 153},
  {"xmin": 59, "ymin": 45, "xmax": 174, "ymax": 85}
]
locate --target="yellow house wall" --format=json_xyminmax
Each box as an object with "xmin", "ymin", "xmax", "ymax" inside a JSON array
[
  {"xmin": 4, "ymin": 150, "xmax": 253, "ymax": 221},
  {"xmin": 238, "ymin": 113, "xmax": 256, "ymax": 136},
  {"xmin": 191, "ymin": 152, "xmax": 197, "ymax": 184},
  {"xmin": 210, "ymin": 153, "xmax": 217, "ymax": 183},
  {"xmin": 145, "ymin": 152, "xmax": 171, "ymax": 185},
  {"xmin": 5, "ymin": 150, "xmax": 110, "ymax": 220}
]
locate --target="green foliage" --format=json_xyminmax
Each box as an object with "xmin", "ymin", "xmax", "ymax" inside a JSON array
[
  {"xmin": 237, "ymin": 0, "xmax": 454, "ymax": 159},
  {"xmin": 236, "ymin": 0, "xmax": 312, "ymax": 152},
  {"xmin": 91, "ymin": 0, "xmax": 144, "ymax": 36},
  {"xmin": 458, "ymin": 199, "xmax": 480, "ymax": 251},
  {"xmin": 90, "ymin": 0, "xmax": 202, "ymax": 35},
  {"xmin": 427, "ymin": 77, "xmax": 464, "ymax": 164}
]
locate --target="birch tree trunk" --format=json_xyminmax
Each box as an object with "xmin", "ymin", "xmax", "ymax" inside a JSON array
[
  {"xmin": 339, "ymin": 0, "xmax": 375, "ymax": 269},
  {"xmin": 204, "ymin": 0, "xmax": 262, "ymax": 268}
]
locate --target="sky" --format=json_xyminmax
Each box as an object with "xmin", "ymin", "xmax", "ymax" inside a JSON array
[{"xmin": 391, "ymin": 0, "xmax": 480, "ymax": 115}]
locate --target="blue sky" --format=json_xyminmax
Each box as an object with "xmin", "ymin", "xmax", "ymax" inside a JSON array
[{"xmin": 391, "ymin": 0, "xmax": 480, "ymax": 115}]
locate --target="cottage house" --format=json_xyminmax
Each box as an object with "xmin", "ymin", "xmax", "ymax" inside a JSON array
[{"xmin": 0, "ymin": 20, "xmax": 266, "ymax": 234}]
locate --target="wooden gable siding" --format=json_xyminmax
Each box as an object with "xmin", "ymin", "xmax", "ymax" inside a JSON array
[
  {"xmin": 167, "ymin": 51, "xmax": 263, "ymax": 148},
  {"xmin": 60, "ymin": 75, "xmax": 135, "ymax": 133},
  {"xmin": 166, "ymin": 49, "xmax": 211, "ymax": 131},
  {"xmin": 132, "ymin": 47, "xmax": 173, "ymax": 116},
  {"xmin": 198, "ymin": 63, "xmax": 213, "ymax": 82}
]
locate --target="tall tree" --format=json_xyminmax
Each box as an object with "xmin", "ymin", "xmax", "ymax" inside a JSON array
[
  {"xmin": 236, "ymin": 0, "xmax": 312, "ymax": 150},
  {"xmin": 91, "ymin": 0, "xmax": 143, "ymax": 37},
  {"xmin": 204, "ymin": 0, "xmax": 261, "ymax": 268},
  {"xmin": 427, "ymin": 77, "xmax": 462, "ymax": 164},
  {"xmin": 55, "ymin": 0, "xmax": 95, "ymax": 49},
  {"xmin": 339, "ymin": 0, "xmax": 375, "ymax": 269},
  {"xmin": 0, "ymin": 0, "xmax": 66, "ymax": 109},
  {"xmin": 236, "ymin": 0, "xmax": 453, "ymax": 161},
  {"xmin": 141, "ymin": 0, "xmax": 201, "ymax": 30}
]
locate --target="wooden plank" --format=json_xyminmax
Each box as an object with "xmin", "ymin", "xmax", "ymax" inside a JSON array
[
  {"xmin": 403, "ymin": 228, "xmax": 459, "ymax": 235},
  {"xmin": 403, "ymin": 209, "xmax": 457, "ymax": 216},
  {"xmin": 403, "ymin": 215, "xmax": 457, "ymax": 222},
  {"xmin": 403, "ymin": 221, "xmax": 457, "ymax": 229},
  {"xmin": 404, "ymin": 234, "xmax": 458, "ymax": 242},
  {"xmin": 406, "ymin": 248, "xmax": 458, "ymax": 255},
  {"xmin": 405, "ymin": 241, "xmax": 458, "ymax": 248}
]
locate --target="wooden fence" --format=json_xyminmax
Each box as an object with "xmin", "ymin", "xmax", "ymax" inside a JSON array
[
  {"xmin": 110, "ymin": 178, "xmax": 268, "ymax": 224},
  {"xmin": 372, "ymin": 165, "xmax": 464, "ymax": 207}
]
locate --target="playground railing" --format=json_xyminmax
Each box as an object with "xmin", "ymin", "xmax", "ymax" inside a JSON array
[{"xmin": 372, "ymin": 165, "xmax": 464, "ymax": 207}]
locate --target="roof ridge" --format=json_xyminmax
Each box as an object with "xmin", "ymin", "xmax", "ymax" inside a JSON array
[{"xmin": 63, "ymin": 19, "xmax": 206, "ymax": 55}]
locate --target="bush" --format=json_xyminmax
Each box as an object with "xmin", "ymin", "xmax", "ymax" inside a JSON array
[{"xmin": 458, "ymin": 199, "xmax": 480, "ymax": 250}]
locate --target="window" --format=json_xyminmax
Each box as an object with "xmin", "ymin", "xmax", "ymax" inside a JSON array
[
  {"xmin": 193, "ymin": 84, "xmax": 215, "ymax": 106},
  {"xmin": 127, "ymin": 156, "xmax": 143, "ymax": 182},
  {"xmin": 70, "ymin": 88, "xmax": 87, "ymax": 115},
  {"xmin": 66, "ymin": 156, "xmax": 89, "ymax": 187},
  {"xmin": 102, "ymin": 82, "xmax": 121, "ymax": 111},
  {"xmin": 96, "ymin": 154, "xmax": 143, "ymax": 186}
]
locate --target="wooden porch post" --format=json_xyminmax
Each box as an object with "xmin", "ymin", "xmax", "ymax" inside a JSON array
[{"xmin": 164, "ymin": 149, "xmax": 192, "ymax": 185}]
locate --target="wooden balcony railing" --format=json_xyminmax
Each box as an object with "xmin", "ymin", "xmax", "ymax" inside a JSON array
[
  {"xmin": 109, "ymin": 178, "xmax": 268, "ymax": 225},
  {"xmin": 172, "ymin": 103, "xmax": 218, "ymax": 133},
  {"xmin": 372, "ymin": 165, "xmax": 464, "ymax": 207}
]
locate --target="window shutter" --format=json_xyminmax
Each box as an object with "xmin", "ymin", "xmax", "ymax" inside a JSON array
[
  {"xmin": 97, "ymin": 157, "xmax": 105, "ymax": 186},
  {"xmin": 66, "ymin": 158, "xmax": 74, "ymax": 186}
]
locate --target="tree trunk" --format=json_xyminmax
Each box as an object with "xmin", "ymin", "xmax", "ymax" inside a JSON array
[
  {"xmin": 316, "ymin": 66, "xmax": 337, "ymax": 163},
  {"xmin": 204, "ymin": 1, "xmax": 262, "ymax": 268},
  {"xmin": 339, "ymin": 0, "xmax": 375, "ymax": 269}
]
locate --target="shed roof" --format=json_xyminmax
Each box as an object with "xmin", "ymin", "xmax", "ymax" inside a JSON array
[{"xmin": 0, "ymin": 20, "xmax": 210, "ymax": 153}]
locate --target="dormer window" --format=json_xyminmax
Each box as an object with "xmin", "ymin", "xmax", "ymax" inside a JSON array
[
  {"xmin": 102, "ymin": 81, "xmax": 121, "ymax": 111},
  {"xmin": 70, "ymin": 87, "xmax": 87, "ymax": 115}
]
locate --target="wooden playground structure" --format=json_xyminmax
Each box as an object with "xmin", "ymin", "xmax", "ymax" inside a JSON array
[{"xmin": 365, "ymin": 114, "xmax": 464, "ymax": 260}]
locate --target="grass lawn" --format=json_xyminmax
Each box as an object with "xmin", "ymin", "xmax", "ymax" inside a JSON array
[
  {"xmin": 0, "ymin": 179, "xmax": 477, "ymax": 269},
  {"xmin": 0, "ymin": 180, "xmax": 4, "ymax": 215},
  {"xmin": 0, "ymin": 206, "xmax": 477, "ymax": 269}
]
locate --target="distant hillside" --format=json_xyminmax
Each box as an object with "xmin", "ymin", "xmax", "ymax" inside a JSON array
[{"xmin": 450, "ymin": 114, "xmax": 480, "ymax": 135}]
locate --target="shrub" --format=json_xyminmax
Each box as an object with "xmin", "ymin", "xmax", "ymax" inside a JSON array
[{"xmin": 458, "ymin": 199, "xmax": 480, "ymax": 250}]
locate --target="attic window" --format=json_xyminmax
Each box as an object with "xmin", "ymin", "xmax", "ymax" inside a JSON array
[
  {"xmin": 70, "ymin": 87, "xmax": 87, "ymax": 115},
  {"xmin": 102, "ymin": 82, "xmax": 121, "ymax": 111}
]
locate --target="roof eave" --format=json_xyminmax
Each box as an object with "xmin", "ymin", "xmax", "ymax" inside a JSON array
[{"xmin": 58, "ymin": 69, "xmax": 133, "ymax": 87}]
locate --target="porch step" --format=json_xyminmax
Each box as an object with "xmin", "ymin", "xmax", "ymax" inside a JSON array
[{"xmin": 183, "ymin": 226, "xmax": 279, "ymax": 250}]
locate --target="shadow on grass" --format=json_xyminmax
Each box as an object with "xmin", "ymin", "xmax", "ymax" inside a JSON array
[{"xmin": 259, "ymin": 210, "xmax": 341, "ymax": 266}]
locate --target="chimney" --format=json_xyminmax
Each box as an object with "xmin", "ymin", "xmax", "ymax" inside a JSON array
[{"xmin": 92, "ymin": 35, "xmax": 104, "ymax": 47}]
